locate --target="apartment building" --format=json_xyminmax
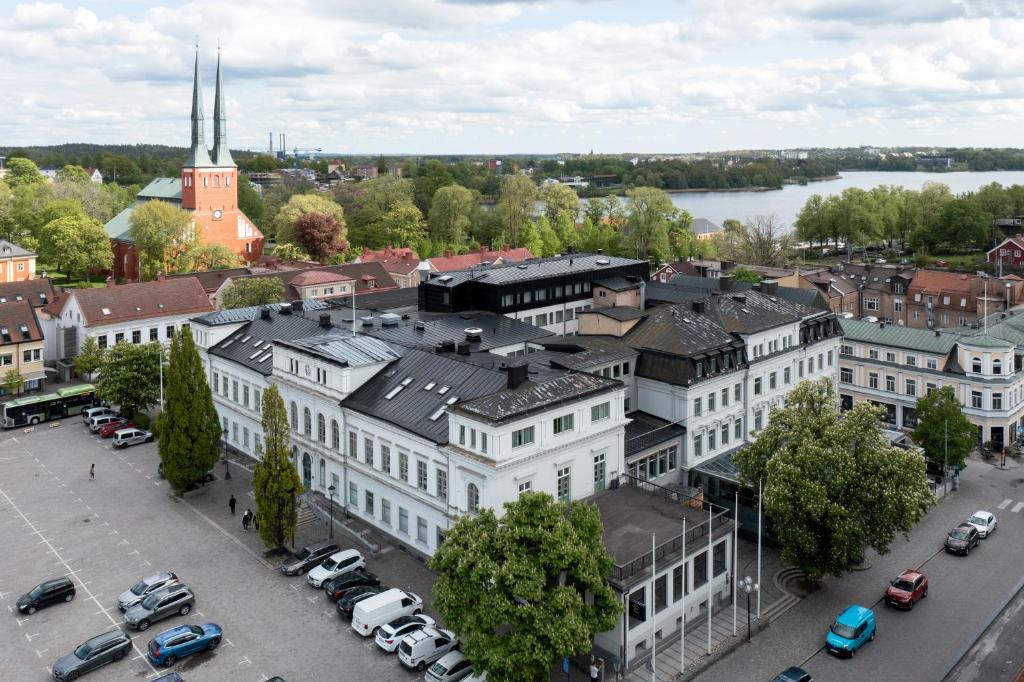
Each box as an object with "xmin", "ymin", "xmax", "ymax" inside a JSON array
[
  {"xmin": 905, "ymin": 270, "xmax": 1023, "ymax": 330},
  {"xmin": 0, "ymin": 240, "xmax": 36, "ymax": 283},
  {"xmin": 0, "ymin": 299, "xmax": 46, "ymax": 395},
  {"xmin": 839, "ymin": 317, "xmax": 1024, "ymax": 449}
]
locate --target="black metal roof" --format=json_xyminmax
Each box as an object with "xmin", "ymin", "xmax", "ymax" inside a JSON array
[
  {"xmin": 355, "ymin": 310, "xmax": 552, "ymax": 352},
  {"xmin": 342, "ymin": 348, "xmax": 509, "ymax": 443},
  {"xmin": 450, "ymin": 371, "xmax": 620, "ymax": 425},
  {"xmin": 427, "ymin": 253, "xmax": 646, "ymax": 287},
  {"xmin": 538, "ymin": 335, "xmax": 638, "ymax": 371},
  {"xmin": 625, "ymin": 303, "xmax": 739, "ymax": 357},
  {"xmin": 192, "ymin": 300, "xmax": 329, "ymax": 327},
  {"xmin": 774, "ymin": 286, "xmax": 827, "ymax": 310},
  {"xmin": 323, "ymin": 286, "xmax": 420, "ymax": 314},
  {"xmin": 624, "ymin": 411, "xmax": 686, "ymax": 458},
  {"xmin": 208, "ymin": 306, "xmax": 340, "ymax": 375},
  {"xmin": 662, "ymin": 275, "xmax": 757, "ymax": 295},
  {"xmin": 593, "ymin": 276, "xmax": 642, "ymax": 292}
]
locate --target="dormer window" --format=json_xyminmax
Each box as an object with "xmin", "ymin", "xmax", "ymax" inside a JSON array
[
  {"xmin": 972, "ymin": 358, "xmax": 982, "ymax": 373},
  {"xmin": 695, "ymin": 362, "xmax": 704, "ymax": 378},
  {"xmin": 993, "ymin": 359, "xmax": 1002, "ymax": 375}
]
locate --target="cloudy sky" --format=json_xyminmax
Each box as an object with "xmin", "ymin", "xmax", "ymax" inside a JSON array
[{"xmin": 0, "ymin": 0, "xmax": 1021, "ymax": 154}]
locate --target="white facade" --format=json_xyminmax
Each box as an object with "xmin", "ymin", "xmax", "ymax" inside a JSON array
[{"xmin": 507, "ymin": 299, "xmax": 592, "ymax": 336}]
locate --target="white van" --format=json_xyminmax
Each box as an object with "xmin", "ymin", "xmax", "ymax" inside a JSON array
[{"xmin": 351, "ymin": 588, "xmax": 423, "ymax": 637}]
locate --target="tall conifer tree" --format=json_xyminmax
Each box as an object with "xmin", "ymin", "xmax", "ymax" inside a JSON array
[
  {"xmin": 157, "ymin": 329, "xmax": 222, "ymax": 492},
  {"xmin": 253, "ymin": 384, "xmax": 302, "ymax": 550}
]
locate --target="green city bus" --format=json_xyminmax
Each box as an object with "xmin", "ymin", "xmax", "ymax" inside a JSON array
[{"xmin": 2, "ymin": 384, "xmax": 97, "ymax": 428}]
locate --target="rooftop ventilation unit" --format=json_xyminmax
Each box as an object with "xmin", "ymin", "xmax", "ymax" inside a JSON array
[
  {"xmin": 380, "ymin": 313, "xmax": 402, "ymax": 327},
  {"xmin": 596, "ymin": 258, "xmax": 611, "ymax": 265},
  {"xmin": 464, "ymin": 327, "xmax": 483, "ymax": 342},
  {"xmin": 279, "ymin": 302, "xmax": 292, "ymax": 315},
  {"xmin": 414, "ymin": 321, "xmax": 426, "ymax": 332},
  {"xmin": 361, "ymin": 315, "xmax": 376, "ymax": 327}
]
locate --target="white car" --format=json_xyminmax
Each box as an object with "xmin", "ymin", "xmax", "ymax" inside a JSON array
[
  {"xmin": 374, "ymin": 614, "xmax": 436, "ymax": 653},
  {"xmin": 306, "ymin": 549, "xmax": 364, "ymax": 588},
  {"xmin": 426, "ymin": 651, "xmax": 474, "ymax": 682},
  {"xmin": 112, "ymin": 428, "xmax": 153, "ymax": 448},
  {"xmin": 967, "ymin": 511, "xmax": 997, "ymax": 538},
  {"xmin": 398, "ymin": 626, "xmax": 459, "ymax": 671}
]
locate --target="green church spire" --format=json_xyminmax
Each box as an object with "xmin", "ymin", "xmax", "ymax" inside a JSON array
[
  {"xmin": 185, "ymin": 47, "xmax": 213, "ymax": 168},
  {"xmin": 211, "ymin": 49, "xmax": 235, "ymax": 168}
]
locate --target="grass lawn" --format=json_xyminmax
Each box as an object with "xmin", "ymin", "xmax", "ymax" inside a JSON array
[
  {"xmin": 928, "ymin": 253, "xmax": 986, "ymax": 270},
  {"xmin": 40, "ymin": 268, "xmax": 108, "ymax": 289}
]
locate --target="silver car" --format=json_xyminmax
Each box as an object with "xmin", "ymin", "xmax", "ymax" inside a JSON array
[
  {"xmin": 113, "ymin": 428, "xmax": 153, "ymax": 448},
  {"xmin": 89, "ymin": 414, "xmax": 122, "ymax": 433},
  {"xmin": 82, "ymin": 406, "xmax": 114, "ymax": 424},
  {"xmin": 124, "ymin": 584, "xmax": 195, "ymax": 631},
  {"xmin": 118, "ymin": 572, "xmax": 179, "ymax": 611}
]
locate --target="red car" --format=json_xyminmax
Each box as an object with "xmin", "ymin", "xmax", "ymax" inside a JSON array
[
  {"xmin": 99, "ymin": 420, "xmax": 136, "ymax": 438},
  {"xmin": 885, "ymin": 570, "xmax": 928, "ymax": 609}
]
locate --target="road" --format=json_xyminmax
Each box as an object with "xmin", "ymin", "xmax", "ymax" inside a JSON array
[
  {"xmin": 943, "ymin": 575, "xmax": 1024, "ymax": 682},
  {"xmin": 697, "ymin": 459, "xmax": 1024, "ymax": 682}
]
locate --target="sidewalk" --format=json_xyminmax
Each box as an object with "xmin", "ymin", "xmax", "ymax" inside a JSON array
[{"xmin": 626, "ymin": 537, "xmax": 798, "ymax": 682}]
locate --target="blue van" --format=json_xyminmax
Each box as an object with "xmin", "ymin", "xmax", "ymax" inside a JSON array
[{"xmin": 826, "ymin": 605, "xmax": 876, "ymax": 657}]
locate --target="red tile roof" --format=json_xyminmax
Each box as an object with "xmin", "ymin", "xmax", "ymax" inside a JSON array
[
  {"xmin": 357, "ymin": 247, "xmax": 420, "ymax": 275},
  {"xmin": 291, "ymin": 270, "xmax": 354, "ymax": 287},
  {"xmin": 429, "ymin": 246, "xmax": 533, "ymax": 272},
  {"xmin": 57, "ymin": 278, "xmax": 213, "ymax": 326},
  {"xmin": 0, "ymin": 278, "xmax": 56, "ymax": 308},
  {"xmin": 910, "ymin": 269, "xmax": 974, "ymax": 295},
  {"xmin": 0, "ymin": 299, "xmax": 43, "ymax": 346}
]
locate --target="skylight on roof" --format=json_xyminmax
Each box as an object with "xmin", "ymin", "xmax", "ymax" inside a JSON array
[
  {"xmin": 428, "ymin": 407, "xmax": 447, "ymax": 421},
  {"xmin": 101, "ymin": 307, "xmax": 111, "ymax": 315},
  {"xmin": 249, "ymin": 350, "xmax": 262, "ymax": 360},
  {"xmin": 221, "ymin": 339, "xmax": 234, "ymax": 347},
  {"xmin": 423, "ymin": 381, "xmax": 436, "ymax": 391},
  {"xmin": 258, "ymin": 353, "xmax": 272, "ymax": 363},
  {"xmin": 240, "ymin": 336, "xmax": 252, "ymax": 343},
  {"xmin": 253, "ymin": 339, "xmax": 263, "ymax": 347},
  {"xmin": 445, "ymin": 396, "xmax": 458, "ymax": 405},
  {"xmin": 437, "ymin": 385, "xmax": 450, "ymax": 395}
]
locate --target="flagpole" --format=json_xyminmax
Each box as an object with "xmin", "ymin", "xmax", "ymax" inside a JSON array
[
  {"xmin": 650, "ymin": 532, "xmax": 656, "ymax": 682},
  {"xmin": 757, "ymin": 479, "xmax": 763, "ymax": 620},
  {"xmin": 733, "ymin": 489, "xmax": 738, "ymax": 636},
  {"xmin": 707, "ymin": 504, "xmax": 713, "ymax": 655},
  {"xmin": 680, "ymin": 518, "xmax": 686, "ymax": 676}
]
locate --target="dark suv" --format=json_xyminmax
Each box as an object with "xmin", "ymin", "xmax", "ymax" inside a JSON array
[
  {"xmin": 17, "ymin": 576, "xmax": 75, "ymax": 615},
  {"xmin": 945, "ymin": 523, "xmax": 980, "ymax": 555},
  {"xmin": 324, "ymin": 570, "xmax": 380, "ymax": 601},
  {"xmin": 52, "ymin": 629, "xmax": 132, "ymax": 681},
  {"xmin": 280, "ymin": 540, "xmax": 339, "ymax": 576}
]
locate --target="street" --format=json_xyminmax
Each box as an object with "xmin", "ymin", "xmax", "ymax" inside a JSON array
[
  {"xmin": 0, "ymin": 420, "xmax": 437, "ymax": 681},
  {"xmin": 697, "ymin": 459, "xmax": 1024, "ymax": 682},
  {"xmin": 943, "ymin": 574, "xmax": 1024, "ymax": 682}
]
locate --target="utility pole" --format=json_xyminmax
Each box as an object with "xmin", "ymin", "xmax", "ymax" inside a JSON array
[{"xmin": 944, "ymin": 419, "xmax": 949, "ymax": 497}]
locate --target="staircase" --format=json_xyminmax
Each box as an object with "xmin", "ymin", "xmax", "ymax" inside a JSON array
[{"xmin": 296, "ymin": 501, "xmax": 318, "ymax": 528}]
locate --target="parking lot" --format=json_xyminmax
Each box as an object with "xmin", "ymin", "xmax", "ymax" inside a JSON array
[{"xmin": 0, "ymin": 419, "xmax": 440, "ymax": 682}]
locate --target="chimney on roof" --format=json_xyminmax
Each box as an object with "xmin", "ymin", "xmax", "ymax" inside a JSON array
[
  {"xmin": 719, "ymin": 274, "xmax": 734, "ymax": 292},
  {"xmin": 319, "ymin": 313, "xmax": 332, "ymax": 328},
  {"xmin": 480, "ymin": 245, "xmax": 488, "ymax": 256},
  {"xmin": 260, "ymin": 306, "xmax": 270, "ymax": 320},
  {"xmin": 879, "ymin": 320, "xmax": 885, "ymax": 329},
  {"xmin": 596, "ymin": 248, "xmax": 603, "ymax": 255},
  {"xmin": 692, "ymin": 300, "xmax": 706, "ymax": 314},
  {"xmin": 456, "ymin": 341, "xmax": 472, "ymax": 355},
  {"xmin": 760, "ymin": 279, "xmax": 778, "ymax": 295},
  {"xmin": 503, "ymin": 244, "xmax": 510, "ymax": 253},
  {"xmin": 935, "ymin": 330, "xmax": 941, "ymax": 337},
  {"xmin": 105, "ymin": 277, "xmax": 115, "ymax": 288},
  {"xmin": 507, "ymin": 363, "xmax": 528, "ymax": 389}
]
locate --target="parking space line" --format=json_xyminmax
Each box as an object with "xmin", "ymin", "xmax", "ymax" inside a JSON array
[
  {"xmin": 239, "ymin": 655, "xmax": 252, "ymax": 666},
  {"xmin": 224, "ymin": 637, "xmax": 235, "ymax": 647},
  {"xmin": 34, "ymin": 648, "xmax": 49, "ymax": 658},
  {"xmin": 998, "ymin": 498, "xmax": 1012, "ymax": 509},
  {"xmin": 1012, "ymin": 502, "xmax": 1024, "ymax": 513},
  {"xmin": 25, "ymin": 632, "xmax": 42, "ymax": 641},
  {"xmin": 0, "ymin": 485, "xmax": 160, "ymax": 677}
]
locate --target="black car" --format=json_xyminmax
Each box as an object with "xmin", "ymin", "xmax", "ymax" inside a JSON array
[
  {"xmin": 17, "ymin": 576, "xmax": 75, "ymax": 615},
  {"xmin": 280, "ymin": 540, "xmax": 339, "ymax": 576},
  {"xmin": 51, "ymin": 629, "xmax": 132, "ymax": 681},
  {"xmin": 324, "ymin": 570, "xmax": 380, "ymax": 601},
  {"xmin": 772, "ymin": 667, "xmax": 813, "ymax": 682},
  {"xmin": 336, "ymin": 585, "xmax": 387, "ymax": 618},
  {"xmin": 945, "ymin": 523, "xmax": 980, "ymax": 555}
]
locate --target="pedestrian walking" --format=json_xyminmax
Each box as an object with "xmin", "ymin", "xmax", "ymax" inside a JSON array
[
  {"xmin": 253, "ymin": 514, "xmax": 259, "ymax": 532},
  {"xmin": 228, "ymin": 494, "xmax": 236, "ymax": 516},
  {"xmin": 590, "ymin": 656, "xmax": 602, "ymax": 682},
  {"xmin": 242, "ymin": 510, "xmax": 251, "ymax": 531},
  {"xmin": 89, "ymin": 463, "xmax": 95, "ymax": 481}
]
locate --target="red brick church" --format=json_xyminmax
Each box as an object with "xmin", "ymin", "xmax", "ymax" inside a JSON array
[{"xmin": 104, "ymin": 50, "xmax": 264, "ymax": 280}]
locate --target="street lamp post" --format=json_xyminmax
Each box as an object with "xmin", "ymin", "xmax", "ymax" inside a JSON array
[
  {"xmin": 327, "ymin": 485, "xmax": 336, "ymax": 540},
  {"xmin": 739, "ymin": 577, "xmax": 759, "ymax": 642},
  {"xmin": 222, "ymin": 437, "xmax": 231, "ymax": 480}
]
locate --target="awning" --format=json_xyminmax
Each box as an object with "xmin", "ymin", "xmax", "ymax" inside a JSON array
[
  {"xmin": 21, "ymin": 370, "xmax": 47, "ymax": 381},
  {"xmin": 693, "ymin": 450, "xmax": 741, "ymax": 484}
]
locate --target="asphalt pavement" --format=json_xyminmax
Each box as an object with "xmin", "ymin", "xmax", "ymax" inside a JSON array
[
  {"xmin": 943, "ymin": 574, "xmax": 1024, "ymax": 682},
  {"xmin": 697, "ymin": 457, "xmax": 1024, "ymax": 682}
]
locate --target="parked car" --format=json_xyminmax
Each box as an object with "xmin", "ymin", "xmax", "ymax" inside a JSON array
[
  {"xmin": 825, "ymin": 605, "xmax": 876, "ymax": 657},
  {"xmin": 336, "ymin": 585, "xmax": 387, "ymax": 618},
  {"xmin": 324, "ymin": 570, "xmax": 380, "ymax": 601},
  {"xmin": 885, "ymin": 570, "xmax": 928, "ymax": 609},
  {"xmin": 124, "ymin": 584, "xmax": 195, "ymax": 631},
  {"xmin": 89, "ymin": 414, "xmax": 124, "ymax": 433},
  {"xmin": 17, "ymin": 576, "xmax": 75, "ymax": 615},
  {"xmin": 113, "ymin": 428, "xmax": 153, "ymax": 448},
  {"xmin": 771, "ymin": 668, "xmax": 812, "ymax": 682},
  {"xmin": 945, "ymin": 523, "xmax": 980, "ymax": 555},
  {"xmin": 51, "ymin": 629, "xmax": 133, "ymax": 681},
  {"xmin": 352, "ymin": 588, "xmax": 424, "ymax": 637},
  {"xmin": 98, "ymin": 419, "xmax": 135, "ymax": 438},
  {"xmin": 398, "ymin": 627, "xmax": 459, "ymax": 671},
  {"xmin": 146, "ymin": 623, "xmax": 222, "ymax": 667},
  {"xmin": 306, "ymin": 549, "xmax": 364, "ymax": 588},
  {"xmin": 117, "ymin": 572, "xmax": 179, "ymax": 611},
  {"xmin": 462, "ymin": 674, "xmax": 488, "ymax": 682},
  {"xmin": 82, "ymin": 406, "xmax": 114, "ymax": 424},
  {"xmin": 280, "ymin": 539, "xmax": 339, "ymax": 577},
  {"xmin": 967, "ymin": 511, "xmax": 997, "ymax": 538},
  {"xmin": 375, "ymin": 614, "xmax": 436, "ymax": 653},
  {"xmin": 426, "ymin": 651, "xmax": 474, "ymax": 682}
]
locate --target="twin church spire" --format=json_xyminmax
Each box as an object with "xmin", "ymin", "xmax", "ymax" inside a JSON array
[{"xmin": 185, "ymin": 47, "xmax": 235, "ymax": 169}]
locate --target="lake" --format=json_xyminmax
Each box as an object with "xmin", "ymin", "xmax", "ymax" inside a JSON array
[{"xmin": 639, "ymin": 170, "xmax": 1024, "ymax": 229}]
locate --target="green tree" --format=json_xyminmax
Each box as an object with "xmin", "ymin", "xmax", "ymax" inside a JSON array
[
  {"xmin": 253, "ymin": 383, "xmax": 303, "ymax": 550},
  {"xmin": 2, "ymin": 368, "xmax": 25, "ymax": 396},
  {"xmin": 539, "ymin": 182, "xmax": 579, "ymax": 225},
  {"xmin": 429, "ymin": 492, "xmax": 620, "ymax": 682},
  {"xmin": 56, "ymin": 165, "xmax": 91, "ymax": 183},
  {"xmin": 273, "ymin": 193, "xmax": 346, "ymax": 246},
  {"xmin": 380, "ymin": 203, "xmax": 426, "ymax": 248},
  {"xmin": 535, "ymin": 216, "xmax": 562, "ymax": 257},
  {"xmin": 937, "ymin": 199, "xmax": 990, "ymax": 252},
  {"xmin": 732, "ymin": 266, "xmax": 761, "ymax": 283},
  {"xmin": 156, "ymin": 329, "xmax": 222, "ymax": 492},
  {"xmin": 38, "ymin": 213, "xmax": 113, "ymax": 280},
  {"xmin": 270, "ymin": 243, "xmax": 311, "ymax": 261},
  {"xmin": 496, "ymin": 174, "xmax": 537, "ymax": 245},
  {"xmin": 129, "ymin": 201, "xmax": 196, "ymax": 280},
  {"xmin": 0, "ymin": 181, "xmax": 14, "ymax": 242},
  {"xmin": 97, "ymin": 341, "xmax": 163, "ymax": 419},
  {"xmin": 220, "ymin": 277, "xmax": 285, "ymax": 309},
  {"xmin": 73, "ymin": 336, "xmax": 106, "ymax": 380},
  {"xmin": 428, "ymin": 184, "xmax": 476, "ymax": 247},
  {"xmin": 413, "ymin": 159, "xmax": 456, "ymax": 213},
  {"xmin": 4, "ymin": 157, "xmax": 45, "ymax": 188},
  {"xmin": 179, "ymin": 243, "xmax": 243, "ymax": 272},
  {"xmin": 733, "ymin": 379, "xmax": 932, "ymax": 582},
  {"xmin": 582, "ymin": 198, "xmax": 605, "ymax": 226},
  {"xmin": 912, "ymin": 386, "xmax": 975, "ymax": 471},
  {"xmin": 625, "ymin": 186, "xmax": 674, "ymax": 261},
  {"xmin": 518, "ymin": 220, "xmax": 544, "ymax": 260}
]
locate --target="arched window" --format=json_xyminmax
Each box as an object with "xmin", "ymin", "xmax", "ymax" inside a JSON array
[
  {"xmin": 290, "ymin": 402, "xmax": 298, "ymax": 430},
  {"xmin": 972, "ymin": 358, "xmax": 982, "ymax": 373},
  {"xmin": 331, "ymin": 420, "xmax": 340, "ymax": 450},
  {"xmin": 467, "ymin": 483, "xmax": 480, "ymax": 514},
  {"xmin": 317, "ymin": 413, "xmax": 326, "ymax": 443},
  {"xmin": 303, "ymin": 407, "xmax": 312, "ymax": 436},
  {"xmin": 993, "ymin": 358, "xmax": 1002, "ymax": 375}
]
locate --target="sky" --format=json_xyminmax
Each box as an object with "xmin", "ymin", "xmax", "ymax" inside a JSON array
[{"xmin": 0, "ymin": 0, "xmax": 1022, "ymax": 155}]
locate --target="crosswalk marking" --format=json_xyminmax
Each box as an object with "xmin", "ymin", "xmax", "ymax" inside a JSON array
[
  {"xmin": 998, "ymin": 499, "xmax": 1012, "ymax": 510},
  {"xmin": 1013, "ymin": 502, "xmax": 1024, "ymax": 514}
]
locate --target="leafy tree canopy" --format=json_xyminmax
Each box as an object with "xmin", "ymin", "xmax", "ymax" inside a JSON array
[
  {"xmin": 253, "ymin": 383, "xmax": 303, "ymax": 549},
  {"xmin": 293, "ymin": 211, "xmax": 349, "ymax": 264},
  {"xmin": 129, "ymin": 200, "xmax": 196, "ymax": 280},
  {"xmin": 912, "ymin": 386, "xmax": 975, "ymax": 470},
  {"xmin": 220, "ymin": 277, "xmax": 285, "ymax": 309},
  {"xmin": 274, "ymin": 193, "xmax": 346, "ymax": 247},
  {"xmin": 97, "ymin": 341, "xmax": 163, "ymax": 418}
]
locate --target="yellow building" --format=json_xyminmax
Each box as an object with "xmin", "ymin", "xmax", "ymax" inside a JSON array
[{"xmin": 0, "ymin": 299, "xmax": 46, "ymax": 395}]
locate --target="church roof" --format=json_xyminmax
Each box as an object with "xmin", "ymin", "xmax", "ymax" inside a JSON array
[
  {"xmin": 137, "ymin": 178, "xmax": 182, "ymax": 200},
  {"xmin": 184, "ymin": 50, "xmax": 214, "ymax": 168},
  {"xmin": 210, "ymin": 52, "xmax": 235, "ymax": 167}
]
